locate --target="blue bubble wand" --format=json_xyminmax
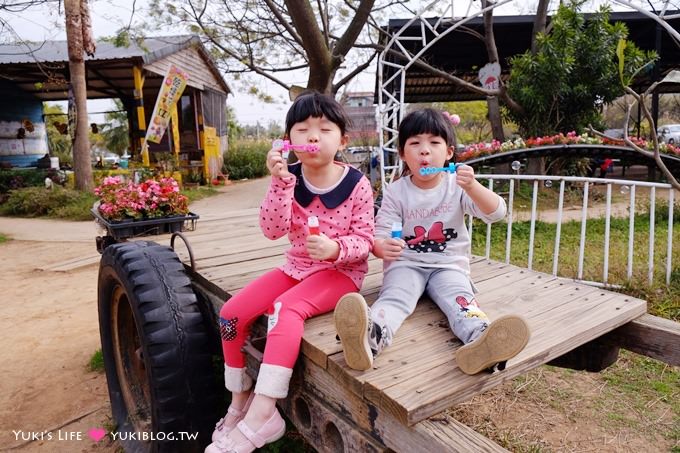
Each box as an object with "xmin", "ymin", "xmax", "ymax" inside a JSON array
[{"xmin": 419, "ymin": 163, "xmax": 459, "ymax": 176}]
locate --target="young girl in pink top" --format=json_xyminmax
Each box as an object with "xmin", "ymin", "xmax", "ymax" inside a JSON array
[{"xmin": 205, "ymin": 92, "xmax": 374, "ymax": 453}]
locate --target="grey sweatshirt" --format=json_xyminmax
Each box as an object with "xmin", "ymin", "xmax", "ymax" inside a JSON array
[{"xmin": 375, "ymin": 173, "xmax": 507, "ymax": 276}]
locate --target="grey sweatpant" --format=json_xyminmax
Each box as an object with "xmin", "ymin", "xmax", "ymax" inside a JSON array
[{"xmin": 371, "ymin": 265, "xmax": 489, "ymax": 350}]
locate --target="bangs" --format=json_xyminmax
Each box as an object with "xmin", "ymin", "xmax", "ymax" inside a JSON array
[
  {"xmin": 398, "ymin": 109, "xmax": 456, "ymax": 150},
  {"xmin": 285, "ymin": 91, "xmax": 351, "ymax": 135}
]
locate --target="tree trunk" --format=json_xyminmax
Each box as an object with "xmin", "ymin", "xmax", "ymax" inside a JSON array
[
  {"xmin": 532, "ymin": 0, "xmax": 551, "ymax": 55},
  {"xmin": 481, "ymin": 0, "xmax": 505, "ymax": 141},
  {"xmin": 486, "ymin": 96, "xmax": 504, "ymax": 142},
  {"xmin": 65, "ymin": 0, "xmax": 93, "ymax": 192}
]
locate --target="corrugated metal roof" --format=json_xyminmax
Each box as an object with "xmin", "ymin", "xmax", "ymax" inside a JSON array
[
  {"xmin": 379, "ymin": 10, "xmax": 680, "ymax": 103},
  {"xmin": 0, "ymin": 35, "xmax": 199, "ymax": 65},
  {"xmin": 0, "ymin": 35, "xmax": 230, "ymax": 96}
]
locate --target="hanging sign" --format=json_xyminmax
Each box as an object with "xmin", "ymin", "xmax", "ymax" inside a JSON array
[
  {"xmin": 478, "ymin": 62, "xmax": 501, "ymax": 90},
  {"xmin": 145, "ymin": 65, "xmax": 189, "ymax": 144}
]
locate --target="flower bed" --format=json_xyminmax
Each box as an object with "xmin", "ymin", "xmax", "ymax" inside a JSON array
[
  {"xmin": 92, "ymin": 176, "xmax": 198, "ymax": 241},
  {"xmin": 457, "ymin": 132, "xmax": 680, "ymax": 162}
]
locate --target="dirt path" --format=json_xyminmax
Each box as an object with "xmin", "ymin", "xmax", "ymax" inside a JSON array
[{"xmin": 0, "ymin": 178, "xmax": 268, "ymax": 452}]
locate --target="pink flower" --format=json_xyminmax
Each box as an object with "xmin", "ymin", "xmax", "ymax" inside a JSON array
[{"xmin": 95, "ymin": 176, "xmax": 189, "ymax": 221}]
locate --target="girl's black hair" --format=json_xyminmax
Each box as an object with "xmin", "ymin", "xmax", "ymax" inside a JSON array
[
  {"xmin": 285, "ymin": 90, "xmax": 352, "ymax": 136},
  {"xmin": 398, "ymin": 108, "xmax": 457, "ymax": 151},
  {"xmin": 397, "ymin": 108, "xmax": 458, "ymax": 177}
]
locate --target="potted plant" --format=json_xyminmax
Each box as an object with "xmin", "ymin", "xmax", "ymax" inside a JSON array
[{"xmin": 92, "ymin": 176, "xmax": 198, "ymax": 249}]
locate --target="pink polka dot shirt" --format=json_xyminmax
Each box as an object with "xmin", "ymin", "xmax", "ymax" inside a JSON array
[{"xmin": 259, "ymin": 163, "xmax": 375, "ymax": 289}]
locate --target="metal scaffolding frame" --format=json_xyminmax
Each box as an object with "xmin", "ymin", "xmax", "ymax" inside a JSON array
[{"xmin": 377, "ymin": 0, "xmax": 680, "ymax": 191}]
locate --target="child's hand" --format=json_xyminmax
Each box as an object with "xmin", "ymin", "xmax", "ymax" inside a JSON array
[
  {"xmin": 374, "ymin": 238, "xmax": 405, "ymax": 262},
  {"xmin": 306, "ymin": 233, "xmax": 340, "ymax": 261},
  {"xmin": 266, "ymin": 147, "xmax": 290, "ymax": 178},
  {"xmin": 455, "ymin": 164, "xmax": 477, "ymax": 192}
]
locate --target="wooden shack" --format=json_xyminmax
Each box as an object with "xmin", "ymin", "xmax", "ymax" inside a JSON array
[{"xmin": 0, "ymin": 35, "xmax": 230, "ymax": 177}]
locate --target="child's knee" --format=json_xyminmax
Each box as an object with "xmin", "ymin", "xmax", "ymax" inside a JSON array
[
  {"xmin": 219, "ymin": 303, "xmax": 247, "ymax": 342},
  {"xmin": 267, "ymin": 304, "xmax": 303, "ymax": 334},
  {"xmin": 453, "ymin": 295, "xmax": 487, "ymax": 320}
]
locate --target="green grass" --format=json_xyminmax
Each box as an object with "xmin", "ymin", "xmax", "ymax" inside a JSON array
[
  {"xmin": 88, "ymin": 349, "xmax": 105, "ymax": 372},
  {"xmin": 595, "ymin": 352, "xmax": 680, "ymax": 438},
  {"xmin": 182, "ymin": 186, "xmax": 218, "ymax": 204},
  {"xmin": 0, "ymin": 233, "xmax": 7, "ymax": 244},
  {"xmin": 471, "ymin": 213, "xmax": 680, "ymax": 321}
]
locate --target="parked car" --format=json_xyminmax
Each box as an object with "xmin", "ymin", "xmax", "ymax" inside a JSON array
[
  {"xmin": 657, "ymin": 124, "xmax": 680, "ymax": 144},
  {"xmin": 92, "ymin": 151, "xmax": 120, "ymax": 166},
  {"xmin": 603, "ymin": 128, "xmax": 626, "ymax": 139}
]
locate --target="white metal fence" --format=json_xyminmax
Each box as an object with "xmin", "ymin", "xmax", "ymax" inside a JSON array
[{"xmin": 471, "ymin": 175, "xmax": 677, "ymax": 287}]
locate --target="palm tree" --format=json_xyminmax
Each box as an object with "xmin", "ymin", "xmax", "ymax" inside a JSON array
[
  {"xmin": 43, "ymin": 103, "xmax": 73, "ymax": 164},
  {"xmin": 99, "ymin": 99, "xmax": 130, "ymax": 155}
]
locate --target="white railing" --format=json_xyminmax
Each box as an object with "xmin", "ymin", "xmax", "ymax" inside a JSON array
[{"xmin": 471, "ymin": 175, "xmax": 676, "ymax": 287}]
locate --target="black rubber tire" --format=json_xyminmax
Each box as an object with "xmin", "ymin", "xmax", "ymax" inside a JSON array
[{"xmin": 98, "ymin": 241, "xmax": 220, "ymax": 452}]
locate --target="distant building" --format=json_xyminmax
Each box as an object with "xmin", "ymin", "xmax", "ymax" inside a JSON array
[{"xmin": 340, "ymin": 92, "xmax": 377, "ymax": 145}]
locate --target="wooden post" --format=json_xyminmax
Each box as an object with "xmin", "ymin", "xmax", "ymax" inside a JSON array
[
  {"xmin": 133, "ymin": 65, "xmax": 149, "ymax": 166},
  {"xmin": 64, "ymin": 0, "xmax": 94, "ymax": 191},
  {"xmin": 171, "ymin": 103, "xmax": 180, "ymax": 159}
]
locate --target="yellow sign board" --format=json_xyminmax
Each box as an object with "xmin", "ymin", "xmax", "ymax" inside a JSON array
[
  {"xmin": 141, "ymin": 65, "xmax": 189, "ymax": 165},
  {"xmin": 203, "ymin": 126, "xmax": 221, "ymax": 180}
]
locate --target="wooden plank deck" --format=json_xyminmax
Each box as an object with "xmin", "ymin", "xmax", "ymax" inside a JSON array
[{"xmin": 177, "ymin": 208, "xmax": 647, "ymax": 427}]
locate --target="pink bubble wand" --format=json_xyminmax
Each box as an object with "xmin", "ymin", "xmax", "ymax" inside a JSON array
[{"xmin": 272, "ymin": 139, "xmax": 320, "ymax": 158}]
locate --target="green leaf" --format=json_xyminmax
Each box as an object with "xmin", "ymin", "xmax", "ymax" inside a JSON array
[{"xmin": 616, "ymin": 38, "xmax": 626, "ymax": 85}]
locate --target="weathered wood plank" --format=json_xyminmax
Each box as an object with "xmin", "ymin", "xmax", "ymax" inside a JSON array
[
  {"xmin": 604, "ymin": 313, "xmax": 680, "ymax": 366},
  {"xmin": 383, "ymin": 291, "xmax": 646, "ymax": 425},
  {"xmin": 302, "ymin": 354, "xmax": 509, "ymax": 452}
]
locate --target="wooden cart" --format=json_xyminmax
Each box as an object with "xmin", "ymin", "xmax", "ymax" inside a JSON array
[{"xmin": 95, "ymin": 207, "xmax": 680, "ymax": 452}]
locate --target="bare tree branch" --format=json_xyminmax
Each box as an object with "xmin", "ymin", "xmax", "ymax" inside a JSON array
[
  {"xmin": 623, "ymin": 85, "xmax": 680, "ymax": 189},
  {"xmin": 332, "ymin": 50, "xmax": 377, "ymax": 92}
]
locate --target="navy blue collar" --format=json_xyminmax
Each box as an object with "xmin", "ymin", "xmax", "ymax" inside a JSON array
[{"xmin": 288, "ymin": 162, "xmax": 364, "ymax": 209}]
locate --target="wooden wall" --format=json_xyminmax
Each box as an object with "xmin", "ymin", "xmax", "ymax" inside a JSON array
[{"xmin": 144, "ymin": 47, "xmax": 226, "ymax": 94}]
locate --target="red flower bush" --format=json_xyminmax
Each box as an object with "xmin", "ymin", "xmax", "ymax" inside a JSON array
[
  {"xmin": 458, "ymin": 131, "xmax": 680, "ymax": 162},
  {"xmin": 95, "ymin": 176, "xmax": 189, "ymax": 221}
]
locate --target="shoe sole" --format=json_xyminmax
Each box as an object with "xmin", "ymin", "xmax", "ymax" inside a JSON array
[
  {"xmin": 456, "ymin": 315, "xmax": 530, "ymax": 375},
  {"xmin": 334, "ymin": 293, "xmax": 373, "ymax": 371}
]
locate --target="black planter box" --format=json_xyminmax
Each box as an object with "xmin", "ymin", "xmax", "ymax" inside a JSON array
[{"xmin": 91, "ymin": 207, "xmax": 199, "ymax": 241}]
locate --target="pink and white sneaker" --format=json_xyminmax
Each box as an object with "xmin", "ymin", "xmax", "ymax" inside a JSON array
[{"xmin": 205, "ymin": 408, "xmax": 286, "ymax": 453}]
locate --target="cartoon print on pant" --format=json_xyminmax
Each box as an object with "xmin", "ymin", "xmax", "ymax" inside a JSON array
[
  {"xmin": 267, "ymin": 301, "xmax": 283, "ymax": 333},
  {"xmin": 405, "ymin": 221, "xmax": 457, "ymax": 253},
  {"xmin": 219, "ymin": 317, "xmax": 239, "ymax": 341},
  {"xmin": 455, "ymin": 296, "xmax": 488, "ymax": 320}
]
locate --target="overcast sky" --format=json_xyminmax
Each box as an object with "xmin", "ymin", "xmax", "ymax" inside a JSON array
[{"xmin": 0, "ymin": 0, "xmax": 651, "ymax": 125}]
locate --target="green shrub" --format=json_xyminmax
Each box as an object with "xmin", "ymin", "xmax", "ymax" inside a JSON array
[
  {"xmin": 223, "ymin": 140, "xmax": 269, "ymax": 180},
  {"xmin": 0, "ymin": 169, "xmax": 51, "ymax": 194},
  {"xmin": 0, "ymin": 186, "xmax": 97, "ymax": 220}
]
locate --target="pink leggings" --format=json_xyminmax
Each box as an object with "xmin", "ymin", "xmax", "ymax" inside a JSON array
[{"xmin": 219, "ymin": 269, "xmax": 356, "ymax": 369}]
